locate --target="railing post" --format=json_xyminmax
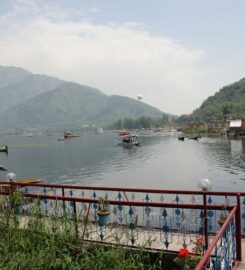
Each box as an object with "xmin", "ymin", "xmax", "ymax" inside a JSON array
[
  {"xmin": 81, "ymin": 202, "xmax": 92, "ymax": 248},
  {"xmin": 73, "ymin": 201, "xmax": 78, "ymax": 238},
  {"xmin": 203, "ymin": 193, "xmax": 208, "ymax": 250},
  {"xmin": 62, "ymin": 187, "xmax": 66, "ymax": 213},
  {"xmin": 9, "ymin": 182, "xmax": 14, "ymax": 209},
  {"xmin": 195, "ymin": 207, "xmax": 237, "ymax": 270},
  {"xmin": 236, "ymin": 193, "xmax": 242, "ymax": 261}
]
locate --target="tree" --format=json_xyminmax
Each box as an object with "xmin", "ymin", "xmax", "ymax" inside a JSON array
[{"xmin": 222, "ymin": 102, "xmax": 233, "ymax": 119}]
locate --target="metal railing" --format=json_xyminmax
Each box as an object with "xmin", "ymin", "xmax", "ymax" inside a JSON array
[
  {"xmin": 0, "ymin": 182, "xmax": 243, "ymax": 268},
  {"xmin": 196, "ymin": 206, "xmax": 238, "ymax": 269}
]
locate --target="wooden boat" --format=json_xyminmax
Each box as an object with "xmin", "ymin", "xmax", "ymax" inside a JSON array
[
  {"xmin": 0, "ymin": 145, "xmax": 8, "ymax": 153},
  {"xmin": 119, "ymin": 134, "xmax": 141, "ymax": 147},
  {"xmin": 178, "ymin": 136, "xmax": 185, "ymax": 141},
  {"xmin": 0, "ymin": 165, "xmax": 7, "ymax": 171},
  {"xmin": 119, "ymin": 130, "xmax": 129, "ymax": 136},
  {"xmin": 57, "ymin": 132, "xmax": 80, "ymax": 141},
  {"xmin": 0, "ymin": 179, "xmax": 44, "ymax": 192},
  {"xmin": 64, "ymin": 132, "xmax": 80, "ymax": 138},
  {"xmin": 188, "ymin": 136, "xmax": 199, "ymax": 140}
]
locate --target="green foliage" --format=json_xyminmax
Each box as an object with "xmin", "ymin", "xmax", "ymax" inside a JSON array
[
  {"xmin": 97, "ymin": 197, "xmax": 110, "ymax": 212},
  {"xmin": 174, "ymin": 237, "xmax": 203, "ymax": 269},
  {"xmin": 0, "ymin": 227, "xmax": 172, "ymax": 270},
  {"xmin": 108, "ymin": 114, "xmax": 171, "ymax": 129},
  {"xmin": 0, "ymin": 200, "xmax": 179, "ymax": 270},
  {"xmin": 10, "ymin": 191, "xmax": 23, "ymax": 205}
]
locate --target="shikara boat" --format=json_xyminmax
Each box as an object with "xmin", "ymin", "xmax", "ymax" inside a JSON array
[
  {"xmin": 0, "ymin": 179, "xmax": 44, "ymax": 192},
  {"xmin": 57, "ymin": 132, "xmax": 80, "ymax": 141},
  {"xmin": 119, "ymin": 129, "xmax": 130, "ymax": 136},
  {"xmin": 118, "ymin": 134, "xmax": 141, "ymax": 147}
]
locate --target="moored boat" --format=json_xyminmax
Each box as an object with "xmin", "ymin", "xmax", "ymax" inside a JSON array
[
  {"xmin": 0, "ymin": 179, "xmax": 44, "ymax": 192},
  {"xmin": 188, "ymin": 135, "xmax": 199, "ymax": 140},
  {"xmin": 0, "ymin": 165, "xmax": 7, "ymax": 171},
  {"xmin": 0, "ymin": 145, "xmax": 8, "ymax": 153},
  {"xmin": 57, "ymin": 132, "xmax": 80, "ymax": 141},
  {"xmin": 64, "ymin": 132, "xmax": 80, "ymax": 139}
]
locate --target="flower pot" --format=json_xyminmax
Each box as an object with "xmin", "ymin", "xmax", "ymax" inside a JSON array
[
  {"xmin": 218, "ymin": 212, "xmax": 227, "ymax": 227},
  {"xmin": 129, "ymin": 222, "xmax": 137, "ymax": 230},
  {"xmin": 97, "ymin": 210, "xmax": 110, "ymax": 226},
  {"xmin": 218, "ymin": 217, "xmax": 226, "ymax": 227},
  {"xmin": 14, "ymin": 204, "xmax": 22, "ymax": 214}
]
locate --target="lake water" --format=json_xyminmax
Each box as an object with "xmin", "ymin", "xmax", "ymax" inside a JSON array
[{"xmin": 0, "ymin": 132, "xmax": 245, "ymax": 192}]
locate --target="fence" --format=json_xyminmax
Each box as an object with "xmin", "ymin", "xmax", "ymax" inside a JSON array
[
  {"xmin": 196, "ymin": 206, "xmax": 238, "ymax": 269},
  {"xmin": 0, "ymin": 182, "xmax": 243, "ymax": 269}
]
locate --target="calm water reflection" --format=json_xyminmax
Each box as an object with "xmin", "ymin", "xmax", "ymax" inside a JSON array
[{"xmin": 0, "ymin": 133, "xmax": 245, "ymax": 191}]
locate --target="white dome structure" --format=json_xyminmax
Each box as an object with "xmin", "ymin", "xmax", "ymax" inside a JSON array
[{"xmin": 137, "ymin": 94, "xmax": 143, "ymax": 101}]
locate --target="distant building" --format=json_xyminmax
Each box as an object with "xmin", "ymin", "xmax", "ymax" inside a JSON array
[{"xmin": 229, "ymin": 119, "xmax": 245, "ymax": 133}]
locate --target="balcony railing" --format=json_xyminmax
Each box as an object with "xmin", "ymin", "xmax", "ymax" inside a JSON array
[
  {"xmin": 196, "ymin": 206, "xmax": 238, "ymax": 269},
  {"xmin": 0, "ymin": 182, "xmax": 243, "ymax": 269}
]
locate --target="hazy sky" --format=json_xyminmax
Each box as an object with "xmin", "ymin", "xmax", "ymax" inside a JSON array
[{"xmin": 0, "ymin": 0, "xmax": 244, "ymax": 115}]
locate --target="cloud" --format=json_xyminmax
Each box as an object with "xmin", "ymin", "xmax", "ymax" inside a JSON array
[{"xmin": 0, "ymin": 1, "xmax": 205, "ymax": 114}]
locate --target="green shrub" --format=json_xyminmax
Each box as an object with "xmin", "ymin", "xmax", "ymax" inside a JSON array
[{"xmin": 0, "ymin": 196, "xmax": 179, "ymax": 270}]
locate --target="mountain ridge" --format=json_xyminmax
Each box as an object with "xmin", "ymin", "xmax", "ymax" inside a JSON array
[
  {"xmin": 0, "ymin": 66, "xmax": 167, "ymax": 130},
  {"xmin": 178, "ymin": 77, "xmax": 245, "ymax": 122}
]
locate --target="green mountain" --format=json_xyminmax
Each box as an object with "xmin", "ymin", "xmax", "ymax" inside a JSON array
[
  {"xmin": 184, "ymin": 78, "xmax": 245, "ymax": 122},
  {"xmin": 0, "ymin": 66, "xmax": 31, "ymax": 88},
  {"xmin": 0, "ymin": 66, "xmax": 166, "ymax": 130},
  {"xmin": 0, "ymin": 73, "xmax": 63, "ymax": 114}
]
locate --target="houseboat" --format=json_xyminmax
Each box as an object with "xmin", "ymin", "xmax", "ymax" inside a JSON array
[{"xmin": 228, "ymin": 119, "xmax": 245, "ymax": 136}]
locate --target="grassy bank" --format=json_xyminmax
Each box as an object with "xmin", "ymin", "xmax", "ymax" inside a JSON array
[{"xmin": 183, "ymin": 128, "xmax": 225, "ymax": 137}]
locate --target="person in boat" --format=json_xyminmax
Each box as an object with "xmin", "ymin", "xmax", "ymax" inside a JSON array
[{"xmin": 122, "ymin": 135, "xmax": 130, "ymax": 143}]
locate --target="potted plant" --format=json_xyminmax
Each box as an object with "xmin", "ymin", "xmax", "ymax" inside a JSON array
[
  {"xmin": 97, "ymin": 197, "xmax": 111, "ymax": 226},
  {"xmin": 218, "ymin": 211, "xmax": 227, "ymax": 227},
  {"xmin": 11, "ymin": 191, "xmax": 23, "ymax": 214},
  {"xmin": 218, "ymin": 205, "xmax": 227, "ymax": 227}
]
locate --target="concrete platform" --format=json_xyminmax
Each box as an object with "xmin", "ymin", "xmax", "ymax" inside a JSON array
[{"xmin": 237, "ymin": 240, "xmax": 245, "ymax": 269}]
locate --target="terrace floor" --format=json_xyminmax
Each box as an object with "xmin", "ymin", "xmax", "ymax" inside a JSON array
[{"xmin": 237, "ymin": 240, "xmax": 245, "ymax": 269}]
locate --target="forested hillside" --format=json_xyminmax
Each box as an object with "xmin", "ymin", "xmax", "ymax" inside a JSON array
[{"xmin": 178, "ymin": 78, "xmax": 245, "ymax": 122}]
